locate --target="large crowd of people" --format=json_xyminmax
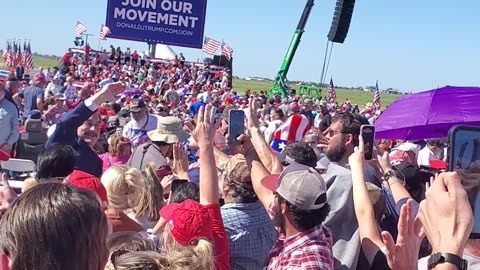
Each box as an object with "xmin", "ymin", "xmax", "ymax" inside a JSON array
[{"xmin": 0, "ymin": 46, "xmax": 478, "ymax": 270}]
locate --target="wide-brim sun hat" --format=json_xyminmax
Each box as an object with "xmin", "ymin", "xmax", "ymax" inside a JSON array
[{"xmin": 148, "ymin": 116, "xmax": 190, "ymax": 144}]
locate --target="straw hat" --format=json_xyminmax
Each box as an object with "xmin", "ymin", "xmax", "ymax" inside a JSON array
[{"xmin": 147, "ymin": 116, "xmax": 189, "ymax": 143}]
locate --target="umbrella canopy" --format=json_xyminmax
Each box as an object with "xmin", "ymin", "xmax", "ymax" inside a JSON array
[{"xmin": 375, "ymin": 86, "xmax": 480, "ymax": 140}]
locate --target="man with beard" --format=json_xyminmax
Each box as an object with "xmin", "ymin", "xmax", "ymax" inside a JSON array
[
  {"xmin": 248, "ymin": 158, "xmax": 333, "ymax": 269},
  {"xmin": 47, "ymin": 82, "xmax": 126, "ymax": 178},
  {"xmin": 122, "ymin": 98, "xmax": 159, "ymax": 149},
  {"xmin": 322, "ymin": 113, "xmax": 369, "ymax": 270},
  {"xmin": 128, "ymin": 116, "xmax": 189, "ymax": 171}
]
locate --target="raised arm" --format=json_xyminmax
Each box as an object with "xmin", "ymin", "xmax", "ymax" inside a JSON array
[
  {"xmin": 236, "ymin": 134, "xmax": 274, "ymax": 211},
  {"xmin": 377, "ymin": 151, "xmax": 411, "ymax": 203},
  {"xmin": 246, "ymin": 98, "xmax": 283, "ymax": 174},
  {"xmin": 186, "ymin": 105, "xmax": 218, "ymax": 205},
  {"xmin": 348, "ymin": 137, "xmax": 383, "ymax": 265},
  {"xmin": 47, "ymin": 82, "xmax": 125, "ymax": 147}
]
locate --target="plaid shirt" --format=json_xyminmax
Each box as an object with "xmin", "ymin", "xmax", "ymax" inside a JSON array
[
  {"xmin": 265, "ymin": 203, "xmax": 334, "ymax": 270},
  {"xmin": 221, "ymin": 202, "xmax": 277, "ymax": 270}
]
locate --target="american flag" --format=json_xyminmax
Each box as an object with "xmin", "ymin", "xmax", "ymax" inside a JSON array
[
  {"xmin": 15, "ymin": 41, "xmax": 22, "ymax": 67},
  {"xmin": 25, "ymin": 41, "xmax": 34, "ymax": 70},
  {"xmin": 75, "ymin": 21, "xmax": 88, "ymax": 37},
  {"xmin": 22, "ymin": 41, "xmax": 27, "ymax": 67},
  {"xmin": 270, "ymin": 114, "xmax": 311, "ymax": 153},
  {"xmin": 328, "ymin": 78, "xmax": 336, "ymax": 101},
  {"xmin": 99, "ymin": 26, "xmax": 111, "ymax": 40},
  {"xmin": 3, "ymin": 41, "xmax": 11, "ymax": 67},
  {"xmin": 11, "ymin": 41, "xmax": 18, "ymax": 67},
  {"xmin": 373, "ymin": 81, "xmax": 381, "ymax": 109},
  {"xmin": 221, "ymin": 42, "xmax": 234, "ymax": 60},
  {"xmin": 202, "ymin": 37, "xmax": 220, "ymax": 55}
]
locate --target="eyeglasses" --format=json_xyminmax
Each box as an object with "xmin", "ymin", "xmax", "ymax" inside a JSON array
[{"xmin": 328, "ymin": 130, "xmax": 344, "ymax": 137}]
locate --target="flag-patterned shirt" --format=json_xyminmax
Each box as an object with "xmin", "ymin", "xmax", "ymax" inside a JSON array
[{"xmin": 265, "ymin": 203, "xmax": 334, "ymax": 270}]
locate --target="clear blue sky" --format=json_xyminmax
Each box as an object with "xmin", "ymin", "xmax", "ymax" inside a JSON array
[{"xmin": 1, "ymin": 0, "xmax": 479, "ymax": 92}]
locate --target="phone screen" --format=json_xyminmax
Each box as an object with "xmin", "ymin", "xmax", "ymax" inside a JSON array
[
  {"xmin": 171, "ymin": 179, "xmax": 189, "ymax": 194},
  {"xmin": 228, "ymin": 110, "xmax": 245, "ymax": 145},
  {"xmin": 448, "ymin": 126, "xmax": 480, "ymax": 237},
  {"xmin": 361, "ymin": 125, "xmax": 375, "ymax": 160}
]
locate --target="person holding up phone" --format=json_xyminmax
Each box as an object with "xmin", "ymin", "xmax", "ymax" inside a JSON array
[
  {"xmin": 417, "ymin": 172, "xmax": 475, "ymax": 270},
  {"xmin": 350, "ymin": 136, "xmax": 424, "ymax": 270}
]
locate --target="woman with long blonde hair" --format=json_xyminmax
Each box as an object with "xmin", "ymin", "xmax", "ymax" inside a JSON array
[
  {"xmin": 101, "ymin": 166, "xmax": 145, "ymax": 233},
  {"xmin": 125, "ymin": 163, "xmax": 165, "ymax": 229}
]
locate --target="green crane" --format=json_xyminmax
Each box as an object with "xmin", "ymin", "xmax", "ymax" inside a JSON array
[{"xmin": 269, "ymin": 0, "xmax": 320, "ymax": 98}]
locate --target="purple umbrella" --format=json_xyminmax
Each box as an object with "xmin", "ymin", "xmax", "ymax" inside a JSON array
[{"xmin": 375, "ymin": 86, "xmax": 480, "ymax": 140}]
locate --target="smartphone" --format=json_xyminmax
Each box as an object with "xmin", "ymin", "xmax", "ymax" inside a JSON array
[
  {"xmin": 171, "ymin": 179, "xmax": 189, "ymax": 194},
  {"xmin": 360, "ymin": 125, "xmax": 375, "ymax": 160},
  {"xmin": 228, "ymin": 110, "xmax": 245, "ymax": 145},
  {"xmin": 447, "ymin": 125, "xmax": 480, "ymax": 238}
]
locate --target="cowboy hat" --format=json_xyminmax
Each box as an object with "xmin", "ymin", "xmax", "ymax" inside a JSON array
[{"xmin": 147, "ymin": 116, "xmax": 189, "ymax": 143}]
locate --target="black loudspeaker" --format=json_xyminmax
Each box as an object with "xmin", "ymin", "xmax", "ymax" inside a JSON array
[{"xmin": 327, "ymin": 0, "xmax": 356, "ymax": 44}]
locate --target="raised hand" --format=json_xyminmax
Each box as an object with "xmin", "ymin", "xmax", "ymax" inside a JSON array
[
  {"xmin": 186, "ymin": 105, "xmax": 216, "ymax": 149},
  {"xmin": 348, "ymin": 135, "xmax": 365, "ymax": 168},
  {"xmin": 381, "ymin": 199, "xmax": 425, "ymax": 270},
  {"xmin": 417, "ymin": 172, "xmax": 473, "ymax": 256},
  {"xmin": 246, "ymin": 98, "xmax": 261, "ymax": 130},
  {"xmin": 92, "ymin": 82, "xmax": 126, "ymax": 106},
  {"xmin": 172, "ymin": 142, "xmax": 190, "ymax": 180},
  {"xmin": 377, "ymin": 150, "xmax": 392, "ymax": 174}
]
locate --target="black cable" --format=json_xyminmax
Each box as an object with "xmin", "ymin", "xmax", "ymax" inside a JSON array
[
  {"xmin": 319, "ymin": 39, "xmax": 330, "ymax": 88},
  {"xmin": 322, "ymin": 41, "xmax": 334, "ymax": 86}
]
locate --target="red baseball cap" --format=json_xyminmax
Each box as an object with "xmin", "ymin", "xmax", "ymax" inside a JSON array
[
  {"xmin": 224, "ymin": 97, "xmax": 234, "ymax": 105},
  {"xmin": 34, "ymin": 75, "xmax": 45, "ymax": 83},
  {"xmin": 65, "ymin": 170, "xmax": 108, "ymax": 203},
  {"xmin": 159, "ymin": 200, "xmax": 214, "ymax": 246}
]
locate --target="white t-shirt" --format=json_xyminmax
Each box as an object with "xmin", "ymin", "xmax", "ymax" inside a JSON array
[
  {"xmin": 264, "ymin": 120, "xmax": 283, "ymax": 143},
  {"xmin": 122, "ymin": 114, "xmax": 159, "ymax": 149},
  {"xmin": 418, "ymin": 253, "xmax": 480, "ymax": 270},
  {"xmin": 417, "ymin": 146, "xmax": 438, "ymax": 167},
  {"xmin": 64, "ymin": 85, "xmax": 77, "ymax": 104}
]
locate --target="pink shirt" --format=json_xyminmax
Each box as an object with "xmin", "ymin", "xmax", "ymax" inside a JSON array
[{"xmin": 99, "ymin": 153, "xmax": 129, "ymax": 172}]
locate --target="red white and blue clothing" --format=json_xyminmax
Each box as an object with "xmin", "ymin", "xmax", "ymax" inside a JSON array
[
  {"xmin": 270, "ymin": 114, "xmax": 311, "ymax": 153},
  {"xmin": 122, "ymin": 114, "xmax": 159, "ymax": 149}
]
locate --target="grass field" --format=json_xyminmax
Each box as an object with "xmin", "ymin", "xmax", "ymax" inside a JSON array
[
  {"xmin": 0, "ymin": 54, "xmax": 400, "ymax": 106},
  {"xmin": 232, "ymin": 79, "xmax": 401, "ymax": 107},
  {"xmin": 0, "ymin": 54, "xmax": 60, "ymax": 69}
]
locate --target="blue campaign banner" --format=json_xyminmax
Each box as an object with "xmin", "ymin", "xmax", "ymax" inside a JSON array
[{"xmin": 105, "ymin": 0, "xmax": 207, "ymax": 49}]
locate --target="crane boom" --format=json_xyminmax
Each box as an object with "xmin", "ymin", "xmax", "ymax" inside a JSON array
[{"xmin": 270, "ymin": 0, "xmax": 315, "ymax": 98}]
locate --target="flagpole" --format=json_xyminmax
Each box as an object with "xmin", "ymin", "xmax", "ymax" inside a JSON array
[
  {"xmin": 97, "ymin": 25, "xmax": 102, "ymax": 51},
  {"xmin": 219, "ymin": 40, "xmax": 225, "ymax": 66}
]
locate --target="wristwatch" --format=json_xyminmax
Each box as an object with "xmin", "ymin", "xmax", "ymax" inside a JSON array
[
  {"xmin": 428, "ymin": 253, "xmax": 468, "ymax": 270},
  {"xmin": 382, "ymin": 169, "xmax": 397, "ymax": 181}
]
